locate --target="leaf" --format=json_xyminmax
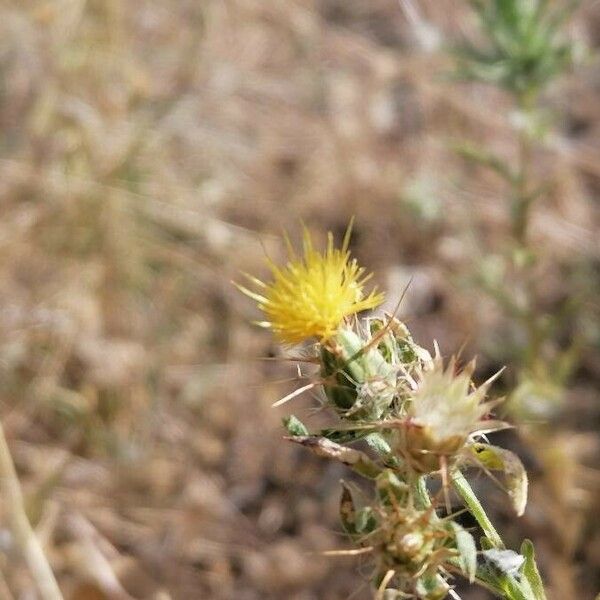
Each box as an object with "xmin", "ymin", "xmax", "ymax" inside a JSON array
[
  {"xmin": 480, "ymin": 537, "xmax": 494, "ymax": 550},
  {"xmin": 376, "ymin": 470, "xmax": 409, "ymax": 506},
  {"xmin": 365, "ymin": 432, "xmax": 392, "ymax": 455},
  {"xmin": 457, "ymin": 0, "xmax": 577, "ymax": 95},
  {"xmin": 285, "ymin": 435, "xmax": 382, "ymax": 479},
  {"xmin": 450, "ymin": 522, "xmax": 477, "ymax": 582},
  {"xmin": 500, "ymin": 576, "xmax": 530, "ymax": 600},
  {"xmin": 319, "ymin": 424, "xmax": 375, "ymax": 444},
  {"xmin": 474, "ymin": 562, "xmax": 523, "ymax": 600},
  {"xmin": 339, "ymin": 483, "xmax": 357, "ymax": 535},
  {"xmin": 339, "ymin": 484, "xmax": 378, "ymax": 540},
  {"xmin": 480, "ymin": 549, "xmax": 530, "ymax": 600},
  {"xmin": 355, "ymin": 507, "xmax": 377, "ymax": 534},
  {"xmin": 415, "ymin": 574, "xmax": 449, "ymax": 600},
  {"xmin": 483, "ymin": 549, "xmax": 525, "ymax": 576},
  {"xmin": 520, "ymin": 539, "xmax": 547, "ymax": 600},
  {"xmin": 283, "ymin": 415, "xmax": 309, "ymax": 436},
  {"xmin": 470, "ymin": 444, "xmax": 529, "ymax": 516}
]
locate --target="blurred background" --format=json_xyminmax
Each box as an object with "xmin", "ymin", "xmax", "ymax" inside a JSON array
[{"xmin": 0, "ymin": 1, "xmax": 599, "ymax": 599}]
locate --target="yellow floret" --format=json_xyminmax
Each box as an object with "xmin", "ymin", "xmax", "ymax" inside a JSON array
[{"xmin": 237, "ymin": 224, "xmax": 384, "ymax": 344}]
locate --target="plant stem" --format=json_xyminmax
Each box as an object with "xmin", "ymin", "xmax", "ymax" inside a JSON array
[
  {"xmin": 512, "ymin": 129, "xmax": 533, "ymax": 246},
  {"xmin": 511, "ymin": 92, "xmax": 547, "ymax": 372},
  {"xmin": 511, "ymin": 90, "xmax": 538, "ymax": 246},
  {"xmin": 0, "ymin": 420, "xmax": 63, "ymax": 600},
  {"xmin": 451, "ymin": 470, "xmax": 504, "ymax": 549}
]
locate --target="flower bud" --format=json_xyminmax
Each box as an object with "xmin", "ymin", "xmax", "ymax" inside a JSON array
[
  {"xmin": 320, "ymin": 327, "xmax": 396, "ymax": 419},
  {"xmin": 395, "ymin": 531, "xmax": 426, "ymax": 560}
]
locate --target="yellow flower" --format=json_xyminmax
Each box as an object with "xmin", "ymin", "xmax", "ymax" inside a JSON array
[{"xmin": 237, "ymin": 224, "xmax": 384, "ymax": 344}]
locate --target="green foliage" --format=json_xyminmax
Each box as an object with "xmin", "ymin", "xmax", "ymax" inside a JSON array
[
  {"xmin": 283, "ymin": 414, "xmax": 309, "ymax": 436},
  {"xmin": 477, "ymin": 542, "xmax": 547, "ymax": 600},
  {"xmin": 456, "ymin": 0, "xmax": 579, "ymax": 98},
  {"xmin": 453, "ymin": 0, "xmax": 586, "ymax": 424},
  {"xmin": 520, "ymin": 540, "xmax": 547, "ymax": 600},
  {"xmin": 449, "ymin": 521, "xmax": 478, "ymax": 582}
]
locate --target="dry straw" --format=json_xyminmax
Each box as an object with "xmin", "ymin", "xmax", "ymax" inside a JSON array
[{"xmin": 0, "ymin": 422, "xmax": 63, "ymax": 600}]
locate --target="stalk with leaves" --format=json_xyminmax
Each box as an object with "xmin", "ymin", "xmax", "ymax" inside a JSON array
[
  {"xmin": 449, "ymin": 5, "xmax": 594, "ymax": 593},
  {"xmin": 454, "ymin": 0, "xmax": 584, "ymax": 419},
  {"xmin": 238, "ymin": 224, "xmax": 546, "ymax": 600}
]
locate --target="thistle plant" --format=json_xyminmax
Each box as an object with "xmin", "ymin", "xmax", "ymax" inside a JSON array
[
  {"xmin": 456, "ymin": 0, "xmax": 578, "ymax": 102},
  {"xmin": 448, "ymin": 6, "xmax": 592, "ymax": 592},
  {"xmin": 453, "ymin": 0, "xmax": 584, "ymax": 418},
  {"xmin": 238, "ymin": 225, "xmax": 544, "ymax": 600}
]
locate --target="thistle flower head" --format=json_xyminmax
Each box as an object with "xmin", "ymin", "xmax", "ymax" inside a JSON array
[
  {"xmin": 391, "ymin": 355, "xmax": 503, "ymax": 473},
  {"xmin": 409, "ymin": 357, "xmax": 492, "ymax": 443},
  {"xmin": 372, "ymin": 484, "xmax": 464, "ymax": 599},
  {"xmin": 237, "ymin": 224, "xmax": 384, "ymax": 344}
]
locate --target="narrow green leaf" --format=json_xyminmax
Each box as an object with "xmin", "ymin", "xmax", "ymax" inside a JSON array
[
  {"xmin": 453, "ymin": 141, "xmax": 516, "ymax": 182},
  {"xmin": 482, "ymin": 549, "xmax": 525, "ymax": 576},
  {"xmin": 450, "ymin": 522, "xmax": 477, "ymax": 582},
  {"xmin": 413, "ymin": 474, "xmax": 432, "ymax": 511},
  {"xmin": 339, "ymin": 483, "xmax": 357, "ymax": 535},
  {"xmin": 376, "ymin": 470, "xmax": 409, "ymax": 506},
  {"xmin": 283, "ymin": 414, "xmax": 309, "ymax": 436},
  {"xmin": 365, "ymin": 432, "xmax": 392, "ymax": 455},
  {"xmin": 355, "ymin": 507, "xmax": 377, "ymax": 534},
  {"xmin": 475, "ymin": 550, "xmax": 527, "ymax": 598},
  {"xmin": 415, "ymin": 574, "xmax": 449, "ymax": 600},
  {"xmin": 501, "ymin": 575, "xmax": 530, "ymax": 600},
  {"xmin": 520, "ymin": 539, "xmax": 547, "ymax": 600}
]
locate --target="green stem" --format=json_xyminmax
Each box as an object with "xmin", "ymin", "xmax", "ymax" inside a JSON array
[
  {"xmin": 511, "ymin": 92, "xmax": 536, "ymax": 247},
  {"xmin": 451, "ymin": 470, "xmax": 504, "ymax": 549},
  {"xmin": 510, "ymin": 92, "xmax": 549, "ymax": 373},
  {"xmin": 511, "ymin": 135, "xmax": 533, "ymax": 246}
]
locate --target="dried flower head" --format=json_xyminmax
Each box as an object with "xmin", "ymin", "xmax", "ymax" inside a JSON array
[
  {"xmin": 409, "ymin": 357, "xmax": 492, "ymax": 442},
  {"xmin": 345, "ymin": 471, "xmax": 474, "ymax": 600},
  {"xmin": 393, "ymin": 356, "xmax": 503, "ymax": 473},
  {"xmin": 237, "ymin": 224, "xmax": 384, "ymax": 344}
]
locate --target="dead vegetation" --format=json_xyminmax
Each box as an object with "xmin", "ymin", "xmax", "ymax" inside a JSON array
[{"xmin": 0, "ymin": 1, "xmax": 598, "ymax": 598}]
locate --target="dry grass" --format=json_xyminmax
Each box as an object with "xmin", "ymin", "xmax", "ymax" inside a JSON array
[{"xmin": 0, "ymin": 1, "xmax": 599, "ymax": 598}]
